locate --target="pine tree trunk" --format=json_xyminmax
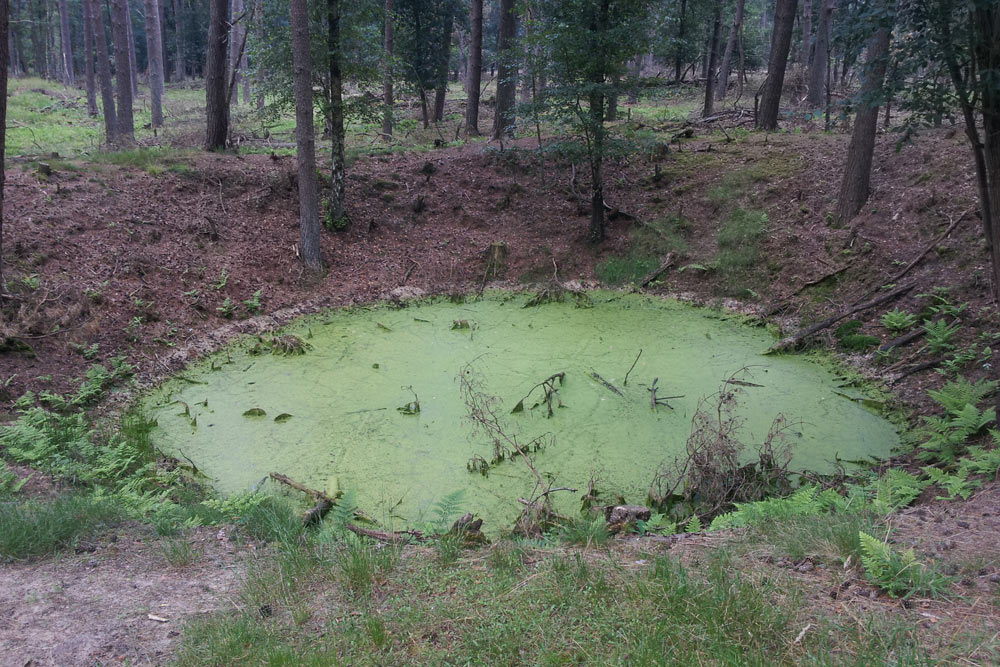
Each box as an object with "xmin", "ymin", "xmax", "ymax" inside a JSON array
[
  {"xmin": 381, "ymin": 0, "xmax": 393, "ymax": 139},
  {"xmin": 432, "ymin": 11, "xmax": 453, "ymax": 123},
  {"xmin": 327, "ymin": 0, "xmax": 347, "ymax": 226},
  {"xmin": 0, "ymin": 0, "xmax": 8, "ymax": 299},
  {"xmin": 465, "ymin": 0, "xmax": 482, "ymax": 136},
  {"xmin": 289, "ymin": 0, "xmax": 323, "ymax": 272},
  {"xmin": 715, "ymin": 0, "xmax": 744, "ymax": 100},
  {"xmin": 674, "ymin": 0, "xmax": 686, "ymax": 81},
  {"xmin": 492, "ymin": 0, "xmax": 516, "ymax": 140},
  {"xmin": 144, "ymin": 0, "xmax": 164, "ymax": 127},
  {"xmin": 205, "ymin": 0, "xmax": 230, "ymax": 150},
  {"xmin": 836, "ymin": 21, "xmax": 891, "ymax": 222},
  {"xmin": 82, "ymin": 0, "xmax": 98, "ymax": 115},
  {"xmin": 30, "ymin": 0, "xmax": 44, "ymax": 77},
  {"xmin": 756, "ymin": 0, "xmax": 798, "ymax": 130},
  {"xmin": 172, "ymin": 0, "xmax": 183, "ymax": 81},
  {"xmin": 58, "ymin": 0, "xmax": 73, "ymax": 85},
  {"xmin": 229, "ymin": 0, "xmax": 242, "ymax": 106},
  {"xmin": 112, "ymin": 0, "xmax": 135, "ymax": 141},
  {"xmin": 89, "ymin": 0, "xmax": 117, "ymax": 139},
  {"xmin": 125, "ymin": 0, "xmax": 138, "ymax": 96},
  {"xmin": 588, "ymin": 89, "xmax": 605, "ymax": 244},
  {"xmin": 806, "ymin": 0, "xmax": 832, "ymax": 108},
  {"xmin": 606, "ymin": 86, "xmax": 618, "ymax": 121},
  {"xmin": 799, "ymin": 0, "xmax": 812, "ymax": 65},
  {"xmin": 703, "ymin": 5, "xmax": 721, "ymax": 117}
]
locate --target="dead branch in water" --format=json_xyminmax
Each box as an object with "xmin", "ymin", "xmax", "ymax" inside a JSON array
[{"xmin": 591, "ymin": 371, "xmax": 624, "ymax": 396}]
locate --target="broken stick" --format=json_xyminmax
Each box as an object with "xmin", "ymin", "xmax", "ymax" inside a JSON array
[
  {"xmin": 768, "ymin": 283, "xmax": 915, "ymax": 354},
  {"xmin": 591, "ymin": 371, "xmax": 624, "ymax": 396},
  {"xmin": 639, "ymin": 253, "xmax": 676, "ymax": 288}
]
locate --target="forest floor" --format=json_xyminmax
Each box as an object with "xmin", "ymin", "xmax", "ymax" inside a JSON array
[{"xmin": 1, "ymin": 79, "xmax": 999, "ymax": 664}]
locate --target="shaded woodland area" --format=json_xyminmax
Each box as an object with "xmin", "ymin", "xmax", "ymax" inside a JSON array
[{"xmin": 1, "ymin": 1, "xmax": 1000, "ymax": 665}]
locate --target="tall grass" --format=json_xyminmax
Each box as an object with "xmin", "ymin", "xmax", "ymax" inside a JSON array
[{"xmin": 0, "ymin": 494, "xmax": 124, "ymax": 560}]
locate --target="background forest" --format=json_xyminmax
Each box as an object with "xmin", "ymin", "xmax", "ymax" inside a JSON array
[{"xmin": 1, "ymin": 0, "xmax": 1000, "ymax": 665}]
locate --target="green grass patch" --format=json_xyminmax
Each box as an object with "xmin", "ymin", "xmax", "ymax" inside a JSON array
[
  {"xmin": 716, "ymin": 208, "xmax": 768, "ymax": 295},
  {"xmin": 707, "ymin": 157, "xmax": 801, "ymax": 208},
  {"xmin": 0, "ymin": 494, "xmax": 125, "ymax": 561},
  {"xmin": 596, "ymin": 214, "xmax": 691, "ymax": 286}
]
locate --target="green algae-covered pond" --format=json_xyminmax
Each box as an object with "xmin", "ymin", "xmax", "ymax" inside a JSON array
[{"xmin": 145, "ymin": 292, "xmax": 898, "ymax": 530}]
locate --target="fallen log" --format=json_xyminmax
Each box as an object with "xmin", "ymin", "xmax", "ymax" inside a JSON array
[
  {"xmin": 878, "ymin": 327, "xmax": 926, "ymax": 354},
  {"xmin": 891, "ymin": 359, "xmax": 941, "ymax": 385},
  {"xmin": 768, "ymin": 283, "xmax": 915, "ymax": 354},
  {"xmin": 639, "ymin": 253, "xmax": 676, "ymax": 288}
]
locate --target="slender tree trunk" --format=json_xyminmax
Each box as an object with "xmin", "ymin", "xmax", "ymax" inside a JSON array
[
  {"xmin": 205, "ymin": 0, "xmax": 230, "ymax": 150},
  {"xmin": 327, "ymin": 0, "xmax": 347, "ymax": 226},
  {"xmin": 715, "ymin": 0, "xmax": 744, "ymax": 100},
  {"xmin": 111, "ymin": 0, "xmax": 134, "ymax": 141},
  {"xmin": 627, "ymin": 57, "xmax": 641, "ymax": 104},
  {"xmin": 240, "ymin": 18, "xmax": 250, "ymax": 102},
  {"xmin": 492, "ymin": 0, "xmax": 516, "ymax": 139},
  {"xmin": 289, "ymin": 0, "xmax": 323, "ymax": 271},
  {"xmin": 703, "ymin": 4, "xmax": 721, "ymax": 117},
  {"xmin": 144, "ymin": 0, "xmax": 164, "ymax": 127},
  {"xmin": 89, "ymin": 0, "xmax": 117, "ymax": 139},
  {"xmin": 756, "ymin": 0, "xmax": 798, "ymax": 130},
  {"xmin": 836, "ymin": 20, "xmax": 891, "ymax": 221},
  {"xmin": 82, "ymin": 0, "xmax": 98, "ymax": 115},
  {"xmin": 172, "ymin": 0, "xmax": 183, "ymax": 80},
  {"xmin": 125, "ymin": 0, "xmax": 138, "ymax": 96},
  {"xmin": 799, "ymin": 0, "xmax": 812, "ymax": 65},
  {"xmin": 589, "ymin": 90, "xmax": 605, "ymax": 244},
  {"xmin": 58, "ymin": 0, "xmax": 72, "ymax": 84},
  {"xmin": 432, "ymin": 11, "xmax": 453, "ymax": 123},
  {"xmin": 229, "ymin": 0, "xmax": 242, "ymax": 106},
  {"xmin": 606, "ymin": 84, "xmax": 618, "ymax": 121},
  {"xmin": 674, "ymin": 0, "xmax": 686, "ymax": 81},
  {"xmin": 30, "ymin": 0, "xmax": 44, "ymax": 77},
  {"xmin": 465, "ymin": 0, "xmax": 481, "ymax": 136},
  {"xmin": 806, "ymin": 0, "xmax": 832, "ymax": 107},
  {"xmin": 0, "ymin": 0, "xmax": 8, "ymax": 299},
  {"xmin": 381, "ymin": 0, "xmax": 393, "ymax": 139}
]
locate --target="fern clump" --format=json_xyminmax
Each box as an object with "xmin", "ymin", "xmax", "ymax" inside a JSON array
[
  {"xmin": 914, "ymin": 378, "xmax": 996, "ymax": 463},
  {"xmin": 709, "ymin": 485, "xmax": 847, "ymax": 531},
  {"xmin": 858, "ymin": 531, "xmax": 951, "ymax": 599}
]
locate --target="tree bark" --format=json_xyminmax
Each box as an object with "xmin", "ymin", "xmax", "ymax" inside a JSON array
[
  {"xmin": 289, "ymin": 0, "xmax": 323, "ymax": 272},
  {"xmin": 756, "ymin": 0, "xmax": 798, "ymax": 130},
  {"xmin": 836, "ymin": 19, "xmax": 891, "ymax": 222},
  {"xmin": 125, "ymin": 0, "xmax": 138, "ymax": 96},
  {"xmin": 715, "ymin": 0, "xmax": 744, "ymax": 100},
  {"xmin": 806, "ymin": 0, "xmax": 832, "ymax": 107},
  {"xmin": 229, "ymin": 0, "xmax": 242, "ymax": 106},
  {"xmin": 144, "ymin": 0, "xmax": 165, "ymax": 127},
  {"xmin": 492, "ymin": 0, "xmax": 517, "ymax": 140},
  {"xmin": 204, "ymin": 0, "xmax": 230, "ymax": 150},
  {"xmin": 588, "ymin": 89, "xmax": 605, "ymax": 244},
  {"xmin": 465, "ymin": 0, "xmax": 482, "ymax": 136},
  {"xmin": 703, "ymin": 4, "xmax": 721, "ymax": 117},
  {"xmin": 327, "ymin": 0, "xmax": 347, "ymax": 226},
  {"xmin": 432, "ymin": 10, "xmax": 453, "ymax": 123},
  {"xmin": 89, "ymin": 0, "xmax": 117, "ymax": 140},
  {"xmin": 30, "ymin": 0, "xmax": 44, "ymax": 77},
  {"xmin": 172, "ymin": 0, "xmax": 183, "ymax": 80},
  {"xmin": 111, "ymin": 0, "xmax": 134, "ymax": 142},
  {"xmin": 0, "ymin": 0, "xmax": 7, "ymax": 300},
  {"xmin": 82, "ymin": 0, "xmax": 98, "ymax": 115},
  {"xmin": 673, "ymin": 0, "xmax": 686, "ymax": 81},
  {"xmin": 57, "ymin": 0, "xmax": 73, "ymax": 84},
  {"xmin": 799, "ymin": 0, "xmax": 812, "ymax": 65},
  {"xmin": 381, "ymin": 0, "xmax": 393, "ymax": 139}
]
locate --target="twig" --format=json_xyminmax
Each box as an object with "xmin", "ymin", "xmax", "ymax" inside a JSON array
[
  {"xmin": 591, "ymin": 371, "xmax": 623, "ymax": 396},
  {"xmin": 624, "ymin": 349, "xmax": 642, "ymax": 386}
]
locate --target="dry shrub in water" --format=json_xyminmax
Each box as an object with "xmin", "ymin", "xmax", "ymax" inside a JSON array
[{"xmin": 649, "ymin": 369, "xmax": 794, "ymax": 522}]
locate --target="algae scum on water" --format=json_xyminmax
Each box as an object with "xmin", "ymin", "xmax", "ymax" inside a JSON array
[{"xmin": 145, "ymin": 292, "xmax": 898, "ymax": 531}]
